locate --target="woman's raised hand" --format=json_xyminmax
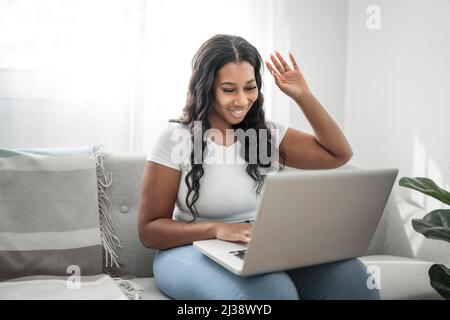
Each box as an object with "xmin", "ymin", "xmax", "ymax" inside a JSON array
[{"xmin": 265, "ymin": 51, "xmax": 311, "ymax": 101}]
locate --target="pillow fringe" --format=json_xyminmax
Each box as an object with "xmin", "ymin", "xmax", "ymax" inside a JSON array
[
  {"xmin": 92, "ymin": 146, "xmax": 122, "ymax": 276},
  {"xmin": 92, "ymin": 146, "xmax": 143, "ymax": 300},
  {"xmin": 113, "ymin": 277, "xmax": 144, "ymax": 300}
]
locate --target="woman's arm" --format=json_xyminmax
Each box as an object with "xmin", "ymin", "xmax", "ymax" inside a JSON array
[
  {"xmin": 138, "ymin": 162, "xmax": 217, "ymax": 250},
  {"xmin": 293, "ymin": 93, "xmax": 353, "ymax": 160},
  {"xmin": 266, "ymin": 51, "xmax": 353, "ymax": 169},
  {"xmin": 279, "ymin": 92, "xmax": 353, "ymax": 169},
  {"xmin": 138, "ymin": 162, "xmax": 252, "ymax": 250}
]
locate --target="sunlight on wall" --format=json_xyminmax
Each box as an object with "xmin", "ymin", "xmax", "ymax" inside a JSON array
[
  {"xmin": 411, "ymin": 136, "xmax": 427, "ymax": 207},
  {"xmin": 412, "ymin": 136, "xmax": 446, "ymax": 211},
  {"xmin": 426, "ymin": 155, "xmax": 446, "ymax": 210}
]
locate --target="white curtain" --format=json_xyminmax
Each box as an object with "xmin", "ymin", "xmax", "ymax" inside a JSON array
[{"xmin": 0, "ymin": 0, "xmax": 277, "ymax": 153}]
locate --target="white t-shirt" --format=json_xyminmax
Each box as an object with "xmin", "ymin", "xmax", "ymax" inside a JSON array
[{"xmin": 146, "ymin": 120, "xmax": 288, "ymax": 222}]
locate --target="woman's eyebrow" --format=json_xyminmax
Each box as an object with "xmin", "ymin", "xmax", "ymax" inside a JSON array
[{"xmin": 220, "ymin": 79, "xmax": 256, "ymax": 86}]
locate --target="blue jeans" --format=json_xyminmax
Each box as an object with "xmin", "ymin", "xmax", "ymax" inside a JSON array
[{"xmin": 153, "ymin": 245, "xmax": 380, "ymax": 300}]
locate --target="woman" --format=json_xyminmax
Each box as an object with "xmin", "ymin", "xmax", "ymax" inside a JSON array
[{"xmin": 138, "ymin": 34, "xmax": 380, "ymax": 300}]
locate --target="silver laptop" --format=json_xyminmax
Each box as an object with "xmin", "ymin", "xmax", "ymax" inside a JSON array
[{"xmin": 193, "ymin": 168, "xmax": 398, "ymax": 277}]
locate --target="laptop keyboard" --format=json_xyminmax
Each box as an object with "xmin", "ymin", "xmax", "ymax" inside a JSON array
[{"xmin": 229, "ymin": 249, "xmax": 247, "ymax": 259}]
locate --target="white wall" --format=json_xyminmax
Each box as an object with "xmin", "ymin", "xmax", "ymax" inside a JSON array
[
  {"xmin": 345, "ymin": 0, "xmax": 450, "ymax": 261},
  {"xmin": 278, "ymin": 0, "xmax": 450, "ymax": 261},
  {"xmin": 270, "ymin": 0, "xmax": 349, "ymax": 134}
]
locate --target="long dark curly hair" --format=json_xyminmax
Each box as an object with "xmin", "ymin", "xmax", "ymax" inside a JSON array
[{"xmin": 174, "ymin": 34, "xmax": 286, "ymax": 221}]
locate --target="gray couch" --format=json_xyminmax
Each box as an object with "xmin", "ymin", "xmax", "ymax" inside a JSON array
[{"xmin": 105, "ymin": 153, "xmax": 447, "ymax": 300}]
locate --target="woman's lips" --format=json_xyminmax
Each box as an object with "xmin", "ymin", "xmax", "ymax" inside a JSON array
[{"xmin": 229, "ymin": 108, "xmax": 246, "ymax": 118}]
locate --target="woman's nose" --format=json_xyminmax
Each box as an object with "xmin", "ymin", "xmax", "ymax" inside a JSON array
[{"xmin": 234, "ymin": 91, "xmax": 248, "ymax": 106}]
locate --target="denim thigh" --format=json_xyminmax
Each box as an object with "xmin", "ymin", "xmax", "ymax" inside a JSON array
[
  {"xmin": 153, "ymin": 244, "xmax": 299, "ymax": 300},
  {"xmin": 285, "ymin": 258, "xmax": 381, "ymax": 300},
  {"xmin": 153, "ymin": 245, "xmax": 380, "ymax": 300}
]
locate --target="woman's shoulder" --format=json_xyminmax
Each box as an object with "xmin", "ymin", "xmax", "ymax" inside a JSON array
[
  {"xmin": 265, "ymin": 119, "xmax": 289, "ymax": 146},
  {"xmin": 147, "ymin": 122, "xmax": 192, "ymax": 170},
  {"xmin": 155, "ymin": 122, "xmax": 191, "ymax": 144},
  {"xmin": 266, "ymin": 119, "xmax": 288, "ymax": 131}
]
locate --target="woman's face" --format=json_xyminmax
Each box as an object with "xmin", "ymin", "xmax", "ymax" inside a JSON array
[{"xmin": 211, "ymin": 61, "xmax": 259, "ymax": 126}]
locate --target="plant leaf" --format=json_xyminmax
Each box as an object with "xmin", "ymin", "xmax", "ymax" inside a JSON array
[
  {"xmin": 429, "ymin": 264, "xmax": 450, "ymax": 300},
  {"xmin": 412, "ymin": 209, "xmax": 450, "ymax": 243},
  {"xmin": 399, "ymin": 177, "xmax": 450, "ymax": 205}
]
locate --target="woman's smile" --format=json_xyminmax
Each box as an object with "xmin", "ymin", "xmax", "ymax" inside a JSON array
[{"xmin": 228, "ymin": 107, "xmax": 247, "ymax": 118}]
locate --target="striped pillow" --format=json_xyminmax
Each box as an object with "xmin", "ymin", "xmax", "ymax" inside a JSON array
[{"xmin": 0, "ymin": 145, "xmax": 120, "ymax": 280}]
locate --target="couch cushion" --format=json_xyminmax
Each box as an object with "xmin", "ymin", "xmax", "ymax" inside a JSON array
[
  {"xmin": 359, "ymin": 255, "xmax": 443, "ymax": 300},
  {"xmin": 132, "ymin": 278, "xmax": 171, "ymax": 300},
  {"xmin": 102, "ymin": 153, "xmax": 157, "ymax": 278},
  {"xmin": 0, "ymin": 146, "xmax": 106, "ymax": 280},
  {"xmin": 375, "ymin": 196, "xmax": 450, "ymax": 264}
]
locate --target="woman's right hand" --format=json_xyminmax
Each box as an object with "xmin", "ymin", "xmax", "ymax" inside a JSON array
[{"xmin": 214, "ymin": 222, "xmax": 253, "ymax": 243}]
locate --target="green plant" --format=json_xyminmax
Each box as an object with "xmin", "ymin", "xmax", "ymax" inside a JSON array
[{"xmin": 399, "ymin": 177, "xmax": 450, "ymax": 299}]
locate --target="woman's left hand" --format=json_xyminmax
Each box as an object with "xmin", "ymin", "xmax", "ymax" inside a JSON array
[{"xmin": 266, "ymin": 51, "xmax": 311, "ymax": 101}]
